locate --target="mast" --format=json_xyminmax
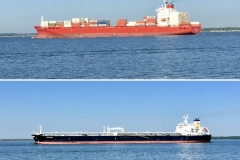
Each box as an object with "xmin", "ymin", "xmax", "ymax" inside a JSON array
[
  {"xmin": 41, "ymin": 16, "xmax": 44, "ymax": 27},
  {"xmin": 39, "ymin": 125, "xmax": 42, "ymax": 134},
  {"xmin": 183, "ymin": 114, "xmax": 189, "ymax": 125}
]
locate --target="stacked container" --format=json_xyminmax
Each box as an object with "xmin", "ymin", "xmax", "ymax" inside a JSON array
[
  {"xmin": 98, "ymin": 20, "xmax": 110, "ymax": 27},
  {"xmin": 56, "ymin": 21, "xmax": 64, "ymax": 27},
  {"xmin": 64, "ymin": 21, "xmax": 72, "ymax": 27},
  {"xmin": 48, "ymin": 21, "xmax": 57, "ymax": 27},
  {"xmin": 169, "ymin": 12, "xmax": 189, "ymax": 26},
  {"xmin": 117, "ymin": 19, "xmax": 127, "ymax": 27},
  {"xmin": 126, "ymin": 21, "xmax": 136, "ymax": 26},
  {"xmin": 80, "ymin": 18, "xmax": 88, "ymax": 27},
  {"xmin": 89, "ymin": 20, "xmax": 98, "ymax": 27},
  {"xmin": 41, "ymin": 21, "xmax": 49, "ymax": 28},
  {"xmin": 144, "ymin": 16, "xmax": 157, "ymax": 26},
  {"xmin": 135, "ymin": 20, "xmax": 145, "ymax": 26},
  {"xmin": 72, "ymin": 18, "xmax": 81, "ymax": 27}
]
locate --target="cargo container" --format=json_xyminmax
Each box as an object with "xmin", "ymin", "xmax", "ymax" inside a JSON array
[
  {"xmin": 64, "ymin": 21, "xmax": 72, "ymax": 27},
  {"xmin": 90, "ymin": 20, "xmax": 98, "ymax": 22}
]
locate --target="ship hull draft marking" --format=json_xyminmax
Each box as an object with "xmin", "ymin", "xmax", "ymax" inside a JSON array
[
  {"xmin": 32, "ymin": 115, "xmax": 211, "ymax": 145},
  {"xmin": 34, "ymin": 0, "xmax": 201, "ymax": 38}
]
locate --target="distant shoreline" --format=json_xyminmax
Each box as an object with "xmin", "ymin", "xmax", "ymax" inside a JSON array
[
  {"xmin": 0, "ymin": 139, "xmax": 33, "ymax": 141},
  {"xmin": 211, "ymin": 136, "xmax": 240, "ymax": 139},
  {"xmin": 0, "ymin": 33, "xmax": 36, "ymax": 37}
]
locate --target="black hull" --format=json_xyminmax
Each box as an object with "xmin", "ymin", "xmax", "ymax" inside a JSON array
[{"xmin": 33, "ymin": 135, "xmax": 211, "ymax": 144}]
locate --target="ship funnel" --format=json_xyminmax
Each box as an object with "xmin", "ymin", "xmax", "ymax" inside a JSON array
[{"xmin": 194, "ymin": 118, "xmax": 201, "ymax": 128}]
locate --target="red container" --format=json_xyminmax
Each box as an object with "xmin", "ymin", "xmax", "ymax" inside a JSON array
[{"xmin": 72, "ymin": 23, "xmax": 80, "ymax": 27}]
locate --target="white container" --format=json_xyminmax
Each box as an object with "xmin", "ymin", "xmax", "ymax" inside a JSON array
[
  {"xmin": 72, "ymin": 18, "xmax": 80, "ymax": 23},
  {"xmin": 80, "ymin": 18, "xmax": 91, "ymax": 22},
  {"xmin": 90, "ymin": 24, "xmax": 98, "ymax": 27},
  {"xmin": 64, "ymin": 21, "xmax": 72, "ymax": 27},
  {"xmin": 98, "ymin": 24, "xmax": 107, "ymax": 26},
  {"xmin": 127, "ymin": 21, "xmax": 136, "ymax": 26},
  {"xmin": 146, "ymin": 23, "xmax": 156, "ymax": 26},
  {"xmin": 64, "ymin": 25, "xmax": 72, "ymax": 27},
  {"xmin": 126, "ymin": 24, "xmax": 135, "ymax": 26},
  {"xmin": 90, "ymin": 20, "xmax": 98, "ymax": 22},
  {"xmin": 48, "ymin": 21, "xmax": 56, "ymax": 24},
  {"xmin": 41, "ymin": 21, "xmax": 49, "ymax": 27}
]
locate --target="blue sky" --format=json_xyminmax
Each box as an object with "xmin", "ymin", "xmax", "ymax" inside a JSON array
[
  {"xmin": 0, "ymin": 81, "xmax": 239, "ymax": 139},
  {"xmin": 0, "ymin": 0, "xmax": 240, "ymax": 33}
]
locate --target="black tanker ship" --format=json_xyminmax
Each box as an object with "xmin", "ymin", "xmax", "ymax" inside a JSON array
[{"xmin": 32, "ymin": 115, "xmax": 211, "ymax": 144}]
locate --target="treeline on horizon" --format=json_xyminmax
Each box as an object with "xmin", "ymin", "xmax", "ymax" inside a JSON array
[
  {"xmin": 0, "ymin": 33, "xmax": 37, "ymax": 37},
  {"xmin": 202, "ymin": 27, "xmax": 240, "ymax": 31},
  {"xmin": 212, "ymin": 136, "xmax": 240, "ymax": 139}
]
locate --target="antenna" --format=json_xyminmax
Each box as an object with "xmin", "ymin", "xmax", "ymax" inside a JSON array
[{"xmin": 183, "ymin": 114, "xmax": 189, "ymax": 125}]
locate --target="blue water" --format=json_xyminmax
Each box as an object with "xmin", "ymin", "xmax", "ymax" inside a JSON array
[
  {"xmin": 0, "ymin": 140, "xmax": 239, "ymax": 160},
  {"xmin": 0, "ymin": 32, "xmax": 240, "ymax": 79}
]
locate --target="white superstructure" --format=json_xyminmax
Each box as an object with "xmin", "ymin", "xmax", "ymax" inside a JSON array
[
  {"xmin": 175, "ymin": 114, "xmax": 210, "ymax": 135},
  {"xmin": 156, "ymin": 0, "xmax": 191, "ymax": 26}
]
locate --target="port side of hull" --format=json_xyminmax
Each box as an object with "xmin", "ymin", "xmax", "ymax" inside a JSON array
[
  {"xmin": 34, "ymin": 25, "xmax": 201, "ymax": 38},
  {"xmin": 33, "ymin": 135, "xmax": 211, "ymax": 144}
]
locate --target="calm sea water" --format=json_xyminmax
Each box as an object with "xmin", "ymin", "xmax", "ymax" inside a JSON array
[
  {"xmin": 0, "ymin": 140, "xmax": 239, "ymax": 160},
  {"xmin": 0, "ymin": 32, "xmax": 240, "ymax": 79}
]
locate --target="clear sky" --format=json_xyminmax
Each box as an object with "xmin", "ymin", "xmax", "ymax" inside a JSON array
[
  {"xmin": 0, "ymin": 81, "xmax": 239, "ymax": 139},
  {"xmin": 0, "ymin": 0, "xmax": 240, "ymax": 33}
]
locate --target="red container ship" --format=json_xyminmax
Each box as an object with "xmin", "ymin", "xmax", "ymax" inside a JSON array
[{"xmin": 34, "ymin": 0, "xmax": 201, "ymax": 38}]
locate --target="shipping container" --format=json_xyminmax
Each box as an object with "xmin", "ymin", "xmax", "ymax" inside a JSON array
[
  {"xmin": 146, "ymin": 23, "xmax": 156, "ymax": 26},
  {"xmin": 90, "ymin": 24, "xmax": 98, "ymax": 27},
  {"xmin": 90, "ymin": 20, "xmax": 98, "ymax": 22},
  {"xmin": 72, "ymin": 23, "xmax": 80, "ymax": 27},
  {"xmin": 126, "ymin": 21, "xmax": 136, "ymax": 26},
  {"xmin": 72, "ymin": 18, "xmax": 80, "ymax": 23},
  {"xmin": 126, "ymin": 24, "xmax": 135, "ymax": 26},
  {"xmin": 41, "ymin": 21, "xmax": 49, "ymax": 27},
  {"xmin": 64, "ymin": 21, "xmax": 72, "ymax": 27},
  {"xmin": 48, "ymin": 21, "xmax": 57, "ymax": 24},
  {"xmin": 98, "ymin": 24, "xmax": 108, "ymax": 27}
]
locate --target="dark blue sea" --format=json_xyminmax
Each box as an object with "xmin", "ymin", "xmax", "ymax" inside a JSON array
[
  {"xmin": 0, "ymin": 140, "xmax": 239, "ymax": 160},
  {"xmin": 0, "ymin": 32, "xmax": 240, "ymax": 79}
]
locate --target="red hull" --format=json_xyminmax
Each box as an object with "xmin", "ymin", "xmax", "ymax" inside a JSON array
[{"xmin": 34, "ymin": 24, "xmax": 201, "ymax": 38}]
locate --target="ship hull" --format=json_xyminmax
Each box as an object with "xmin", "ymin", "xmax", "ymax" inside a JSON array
[
  {"xmin": 34, "ymin": 25, "xmax": 201, "ymax": 38},
  {"xmin": 33, "ymin": 135, "xmax": 211, "ymax": 145}
]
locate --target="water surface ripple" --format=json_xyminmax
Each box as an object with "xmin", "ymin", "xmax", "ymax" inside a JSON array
[
  {"xmin": 0, "ymin": 32, "xmax": 239, "ymax": 79},
  {"xmin": 0, "ymin": 140, "xmax": 239, "ymax": 160}
]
